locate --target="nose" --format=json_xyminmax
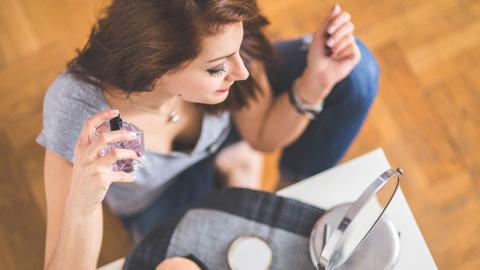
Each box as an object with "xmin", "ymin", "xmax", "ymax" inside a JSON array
[{"xmin": 226, "ymin": 53, "xmax": 249, "ymax": 81}]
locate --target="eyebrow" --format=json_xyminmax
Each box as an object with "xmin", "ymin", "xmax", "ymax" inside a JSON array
[{"xmin": 207, "ymin": 52, "xmax": 236, "ymax": 63}]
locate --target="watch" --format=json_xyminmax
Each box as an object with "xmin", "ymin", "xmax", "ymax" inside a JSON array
[{"xmin": 288, "ymin": 81, "xmax": 324, "ymax": 119}]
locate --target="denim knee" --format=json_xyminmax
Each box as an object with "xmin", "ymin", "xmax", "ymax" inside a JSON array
[{"xmin": 333, "ymin": 38, "xmax": 379, "ymax": 113}]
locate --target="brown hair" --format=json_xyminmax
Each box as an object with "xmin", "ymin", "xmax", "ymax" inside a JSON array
[{"xmin": 68, "ymin": 0, "xmax": 274, "ymax": 113}]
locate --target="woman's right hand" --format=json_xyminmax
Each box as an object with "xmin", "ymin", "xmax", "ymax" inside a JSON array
[{"xmin": 65, "ymin": 109, "xmax": 139, "ymax": 217}]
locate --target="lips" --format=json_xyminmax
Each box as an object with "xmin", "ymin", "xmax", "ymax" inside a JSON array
[{"xmin": 216, "ymin": 82, "xmax": 234, "ymax": 93}]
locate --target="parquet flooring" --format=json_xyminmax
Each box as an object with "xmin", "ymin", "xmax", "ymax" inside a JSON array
[{"xmin": 1, "ymin": 0, "xmax": 479, "ymax": 269}]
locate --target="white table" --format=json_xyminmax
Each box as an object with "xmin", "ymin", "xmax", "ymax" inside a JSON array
[
  {"xmin": 99, "ymin": 148, "xmax": 438, "ymax": 270},
  {"xmin": 277, "ymin": 148, "xmax": 438, "ymax": 270}
]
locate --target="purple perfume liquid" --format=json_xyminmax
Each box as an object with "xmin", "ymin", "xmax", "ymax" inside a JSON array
[{"xmin": 94, "ymin": 115, "xmax": 144, "ymax": 173}]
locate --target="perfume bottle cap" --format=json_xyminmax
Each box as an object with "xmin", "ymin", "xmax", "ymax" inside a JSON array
[{"xmin": 110, "ymin": 115, "xmax": 123, "ymax": 131}]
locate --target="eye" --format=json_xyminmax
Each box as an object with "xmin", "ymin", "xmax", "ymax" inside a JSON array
[{"xmin": 207, "ymin": 64, "xmax": 226, "ymax": 77}]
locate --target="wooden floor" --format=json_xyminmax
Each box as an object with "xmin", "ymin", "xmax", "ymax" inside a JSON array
[{"xmin": 1, "ymin": 0, "xmax": 479, "ymax": 269}]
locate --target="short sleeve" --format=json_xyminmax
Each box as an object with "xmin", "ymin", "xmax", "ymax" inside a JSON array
[{"xmin": 36, "ymin": 72, "xmax": 107, "ymax": 163}]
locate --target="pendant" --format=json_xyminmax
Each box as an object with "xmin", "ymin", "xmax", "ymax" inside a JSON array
[{"xmin": 168, "ymin": 112, "xmax": 180, "ymax": 123}]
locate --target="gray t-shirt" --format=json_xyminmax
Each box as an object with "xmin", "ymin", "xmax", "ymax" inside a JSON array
[{"xmin": 36, "ymin": 72, "xmax": 231, "ymax": 216}]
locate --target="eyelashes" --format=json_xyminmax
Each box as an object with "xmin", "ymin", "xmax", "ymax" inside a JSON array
[{"xmin": 207, "ymin": 64, "xmax": 226, "ymax": 77}]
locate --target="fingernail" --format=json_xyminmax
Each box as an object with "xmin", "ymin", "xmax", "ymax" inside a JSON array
[
  {"xmin": 327, "ymin": 26, "xmax": 336, "ymax": 35},
  {"xmin": 332, "ymin": 3, "xmax": 339, "ymax": 12},
  {"xmin": 326, "ymin": 38, "xmax": 335, "ymax": 47},
  {"xmin": 128, "ymin": 131, "xmax": 137, "ymax": 137},
  {"xmin": 111, "ymin": 109, "xmax": 119, "ymax": 115}
]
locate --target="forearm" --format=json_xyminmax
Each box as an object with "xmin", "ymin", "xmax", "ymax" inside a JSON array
[
  {"xmin": 45, "ymin": 205, "xmax": 103, "ymax": 270},
  {"xmin": 254, "ymin": 91, "xmax": 310, "ymax": 151},
  {"xmin": 255, "ymin": 76, "xmax": 332, "ymax": 151}
]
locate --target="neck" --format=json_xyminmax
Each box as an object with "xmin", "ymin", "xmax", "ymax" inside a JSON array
[
  {"xmin": 129, "ymin": 91, "xmax": 177, "ymax": 111},
  {"xmin": 103, "ymin": 85, "xmax": 179, "ymax": 112}
]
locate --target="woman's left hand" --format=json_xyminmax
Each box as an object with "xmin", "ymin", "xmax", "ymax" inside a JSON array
[{"xmin": 297, "ymin": 3, "xmax": 361, "ymax": 103}]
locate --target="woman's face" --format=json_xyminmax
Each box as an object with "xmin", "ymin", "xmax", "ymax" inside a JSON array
[{"xmin": 154, "ymin": 22, "xmax": 250, "ymax": 104}]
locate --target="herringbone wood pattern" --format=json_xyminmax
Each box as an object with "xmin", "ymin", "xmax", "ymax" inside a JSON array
[{"xmin": 1, "ymin": 0, "xmax": 479, "ymax": 269}]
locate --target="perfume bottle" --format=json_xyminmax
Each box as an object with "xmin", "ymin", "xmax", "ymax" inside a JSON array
[{"xmin": 94, "ymin": 114, "xmax": 144, "ymax": 173}]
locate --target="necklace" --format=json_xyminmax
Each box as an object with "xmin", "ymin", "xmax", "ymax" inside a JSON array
[{"xmin": 127, "ymin": 95, "xmax": 181, "ymax": 124}]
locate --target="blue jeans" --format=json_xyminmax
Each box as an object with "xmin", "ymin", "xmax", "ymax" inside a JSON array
[{"xmin": 119, "ymin": 37, "xmax": 379, "ymax": 242}]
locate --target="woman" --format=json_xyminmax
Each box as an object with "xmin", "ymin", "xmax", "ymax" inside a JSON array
[{"xmin": 37, "ymin": 0, "xmax": 379, "ymax": 269}]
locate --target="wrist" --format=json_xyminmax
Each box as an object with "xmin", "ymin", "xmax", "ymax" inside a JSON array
[
  {"xmin": 288, "ymin": 80, "xmax": 325, "ymax": 120},
  {"xmin": 64, "ymin": 198, "xmax": 100, "ymax": 223},
  {"xmin": 295, "ymin": 70, "xmax": 332, "ymax": 104}
]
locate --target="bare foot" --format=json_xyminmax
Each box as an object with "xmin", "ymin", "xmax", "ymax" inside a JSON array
[
  {"xmin": 215, "ymin": 141, "xmax": 263, "ymax": 190},
  {"xmin": 155, "ymin": 257, "xmax": 201, "ymax": 270}
]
